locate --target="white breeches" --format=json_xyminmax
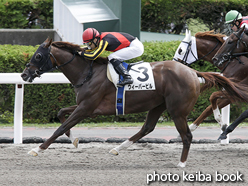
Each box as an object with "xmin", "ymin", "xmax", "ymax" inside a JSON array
[{"xmin": 108, "ymin": 38, "xmax": 144, "ymax": 61}]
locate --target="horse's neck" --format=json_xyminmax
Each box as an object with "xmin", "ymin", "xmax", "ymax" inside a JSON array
[
  {"xmin": 59, "ymin": 57, "xmax": 106, "ymax": 87},
  {"xmin": 57, "ymin": 55, "xmax": 92, "ymax": 85},
  {"xmin": 196, "ymin": 37, "xmax": 221, "ymax": 64}
]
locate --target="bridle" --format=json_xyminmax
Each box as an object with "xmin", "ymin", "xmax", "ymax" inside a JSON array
[
  {"xmin": 26, "ymin": 45, "xmax": 76, "ymax": 78},
  {"xmin": 173, "ymin": 40, "xmax": 196, "ymax": 65},
  {"xmin": 215, "ymin": 30, "xmax": 248, "ymax": 69},
  {"xmin": 174, "ymin": 38, "xmax": 221, "ymax": 65},
  {"xmin": 25, "ymin": 45, "xmax": 93, "ymax": 88}
]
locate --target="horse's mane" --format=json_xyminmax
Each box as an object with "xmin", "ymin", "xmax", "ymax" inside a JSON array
[
  {"xmin": 51, "ymin": 41, "xmax": 108, "ymax": 64},
  {"xmin": 195, "ymin": 30, "xmax": 226, "ymax": 43},
  {"xmin": 52, "ymin": 41, "xmax": 83, "ymax": 52}
]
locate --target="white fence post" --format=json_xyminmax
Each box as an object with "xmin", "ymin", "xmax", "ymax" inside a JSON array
[
  {"xmin": 0, "ymin": 73, "xmax": 70, "ymax": 144},
  {"xmin": 221, "ymin": 104, "xmax": 230, "ymax": 144},
  {"xmin": 14, "ymin": 84, "xmax": 24, "ymax": 144}
]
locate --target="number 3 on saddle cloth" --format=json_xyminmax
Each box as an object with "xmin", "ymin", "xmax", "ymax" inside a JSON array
[{"xmin": 107, "ymin": 61, "xmax": 156, "ymax": 115}]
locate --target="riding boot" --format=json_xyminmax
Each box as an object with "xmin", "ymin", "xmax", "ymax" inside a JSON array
[{"xmin": 110, "ymin": 59, "xmax": 133, "ymax": 87}]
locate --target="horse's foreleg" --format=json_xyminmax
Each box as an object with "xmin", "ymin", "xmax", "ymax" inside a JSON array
[
  {"xmin": 173, "ymin": 116, "xmax": 192, "ymax": 168},
  {"xmin": 28, "ymin": 105, "xmax": 86, "ymax": 156},
  {"xmin": 219, "ymin": 109, "xmax": 248, "ymax": 140},
  {"xmin": 109, "ymin": 104, "xmax": 166, "ymax": 156},
  {"xmin": 57, "ymin": 105, "xmax": 79, "ymax": 148},
  {"xmin": 189, "ymin": 94, "xmax": 231, "ymax": 132}
]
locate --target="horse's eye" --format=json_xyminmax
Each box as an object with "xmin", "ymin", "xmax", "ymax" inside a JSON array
[
  {"xmin": 178, "ymin": 48, "xmax": 182, "ymax": 55},
  {"xmin": 35, "ymin": 53, "xmax": 42, "ymax": 61}
]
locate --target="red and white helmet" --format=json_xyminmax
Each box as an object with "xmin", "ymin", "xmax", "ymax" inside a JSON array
[{"xmin": 82, "ymin": 28, "xmax": 100, "ymax": 43}]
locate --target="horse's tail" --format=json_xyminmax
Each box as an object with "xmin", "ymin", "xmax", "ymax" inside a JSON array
[{"xmin": 196, "ymin": 71, "xmax": 248, "ymax": 103}]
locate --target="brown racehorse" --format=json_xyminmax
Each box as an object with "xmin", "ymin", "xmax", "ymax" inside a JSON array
[
  {"xmin": 21, "ymin": 38, "xmax": 248, "ymax": 167},
  {"xmin": 174, "ymin": 29, "xmax": 248, "ymax": 132},
  {"xmin": 212, "ymin": 27, "xmax": 248, "ymax": 66},
  {"xmin": 212, "ymin": 27, "xmax": 248, "ymax": 139}
]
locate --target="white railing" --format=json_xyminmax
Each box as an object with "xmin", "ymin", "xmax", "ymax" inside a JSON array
[
  {"xmin": 0, "ymin": 73, "xmax": 230, "ymax": 144},
  {"xmin": 0, "ymin": 73, "xmax": 70, "ymax": 144}
]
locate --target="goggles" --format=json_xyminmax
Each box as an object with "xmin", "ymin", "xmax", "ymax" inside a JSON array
[
  {"xmin": 230, "ymin": 22, "xmax": 236, "ymax": 28},
  {"xmin": 85, "ymin": 41, "xmax": 93, "ymax": 50}
]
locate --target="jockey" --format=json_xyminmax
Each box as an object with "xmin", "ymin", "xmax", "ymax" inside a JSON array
[
  {"xmin": 225, "ymin": 10, "xmax": 248, "ymax": 33},
  {"xmin": 79, "ymin": 28, "xmax": 144, "ymax": 87}
]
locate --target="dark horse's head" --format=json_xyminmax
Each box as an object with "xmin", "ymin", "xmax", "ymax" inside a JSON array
[
  {"xmin": 21, "ymin": 38, "xmax": 53, "ymax": 82},
  {"xmin": 212, "ymin": 26, "xmax": 248, "ymax": 67}
]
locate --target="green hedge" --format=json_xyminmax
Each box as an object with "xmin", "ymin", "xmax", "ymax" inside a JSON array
[
  {"xmin": 0, "ymin": 41, "xmax": 246, "ymax": 123},
  {"xmin": 0, "ymin": 0, "xmax": 53, "ymax": 29},
  {"xmin": 141, "ymin": 0, "xmax": 248, "ymax": 34}
]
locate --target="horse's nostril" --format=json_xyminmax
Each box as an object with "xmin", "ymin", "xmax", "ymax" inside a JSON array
[{"xmin": 21, "ymin": 73, "xmax": 27, "ymax": 78}]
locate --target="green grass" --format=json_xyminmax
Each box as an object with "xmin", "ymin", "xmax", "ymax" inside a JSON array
[{"xmin": 1, "ymin": 121, "xmax": 248, "ymax": 128}]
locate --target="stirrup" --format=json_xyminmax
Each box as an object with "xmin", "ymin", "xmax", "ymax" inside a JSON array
[{"xmin": 117, "ymin": 77, "xmax": 133, "ymax": 87}]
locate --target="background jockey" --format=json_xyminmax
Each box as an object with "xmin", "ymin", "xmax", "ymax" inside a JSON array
[
  {"xmin": 78, "ymin": 28, "xmax": 144, "ymax": 87},
  {"xmin": 225, "ymin": 10, "xmax": 248, "ymax": 33}
]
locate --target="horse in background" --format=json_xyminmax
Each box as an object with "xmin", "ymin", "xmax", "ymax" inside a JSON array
[
  {"xmin": 173, "ymin": 29, "xmax": 226, "ymax": 65},
  {"xmin": 212, "ymin": 27, "xmax": 248, "ymax": 140},
  {"xmin": 174, "ymin": 29, "xmax": 248, "ymax": 132},
  {"xmin": 21, "ymin": 38, "xmax": 248, "ymax": 167}
]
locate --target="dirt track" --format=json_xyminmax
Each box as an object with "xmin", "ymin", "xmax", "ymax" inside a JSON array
[{"xmin": 0, "ymin": 142, "xmax": 247, "ymax": 186}]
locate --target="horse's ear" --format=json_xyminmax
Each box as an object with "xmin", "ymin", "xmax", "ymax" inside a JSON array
[
  {"xmin": 183, "ymin": 29, "xmax": 191, "ymax": 42},
  {"xmin": 43, "ymin": 37, "xmax": 53, "ymax": 48},
  {"xmin": 240, "ymin": 26, "xmax": 245, "ymax": 33},
  {"xmin": 189, "ymin": 30, "xmax": 191, "ymax": 37},
  {"xmin": 237, "ymin": 26, "xmax": 245, "ymax": 35}
]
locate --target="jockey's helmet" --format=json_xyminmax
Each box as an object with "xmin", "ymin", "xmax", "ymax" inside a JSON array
[
  {"xmin": 225, "ymin": 10, "xmax": 242, "ymax": 24},
  {"xmin": 82, "ymin": 28, "xmax": 100, "ymax": 43}
]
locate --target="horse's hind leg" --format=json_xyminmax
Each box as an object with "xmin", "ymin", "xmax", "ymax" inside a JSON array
[
  {"xmin": 173, "ymin": 116, "xmax": 192, "ymax": 168},
  {"xmin": 210, "ymin": 91, "xmax": 230, "ymax": 131},
  {"xmin": 189, "ymin": 95, "xmax": 230, "ymax": 132},
  {"xmin": 109, "ymin": 104, "xmax": 166, "ymax": 155},
  {"xmin": 57, "ymin": 105, "xmax": 79, "ymax": 148}
]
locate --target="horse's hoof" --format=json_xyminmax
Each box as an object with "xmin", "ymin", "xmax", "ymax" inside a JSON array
[
  {"xmin": 73, "ymin": 138, "xmax": 79, "ymax": 148},
  {"xmin": 189, "ymin": 123, "xmax": 198, "ymax": 132},
  {"xmin": 218, "ymin": 133, "xmax": 227, "ymax": 140},
  {"xmin": 109, "ymin": 148, "xmax": 119, "ymax": 156},
  {"xmin": 177, "ymin": 161, "xmax": 186, "ymax": 168},
  {"xmin": 28, "ymin": 150, "xmax": 38, "ymax": 157}
]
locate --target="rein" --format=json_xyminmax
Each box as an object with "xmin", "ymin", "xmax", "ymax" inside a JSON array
[
  {"xmin": 196, "ymin": 38, "xmax": 221, "ymax": 62},
  {"xmin": 50, "ymin": 50, "xmax": 94, "ymax": 88},
  {"xmin": 234, "ymin": 32, "xmax": 248, "ymax": 49},
  {"xmin": 73, "ymin": 60, "xmax": 94, "ymax": 88},
  {"xmin": 217, "ymin": 31, "xmax": 248, "ymax": 71},
  {"xmin": 49, "ymin": 52, "xmax": 76, "ymax": 72},
  {"xmin": 220, "ymin": 60, "xmax": 231, "ymax": 73}
]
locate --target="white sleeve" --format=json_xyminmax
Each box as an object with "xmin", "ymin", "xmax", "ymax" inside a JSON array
[{"xmin": 241, "ymin": 23, "xmax": 248, "ymax": 31}]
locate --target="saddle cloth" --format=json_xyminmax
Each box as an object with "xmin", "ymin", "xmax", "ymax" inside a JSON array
[
  {"xmin": 107, "ymin": 61, "xmax": 156, "ymax": 116},
  {"xmin": 107, "ymin": 62, "xmax": 156, "ymax": 91}
]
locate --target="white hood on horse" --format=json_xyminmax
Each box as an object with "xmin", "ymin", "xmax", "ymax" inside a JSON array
[{"xmin": 173, "ymin": 29, "xmax": 198, "ymax": 64}]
